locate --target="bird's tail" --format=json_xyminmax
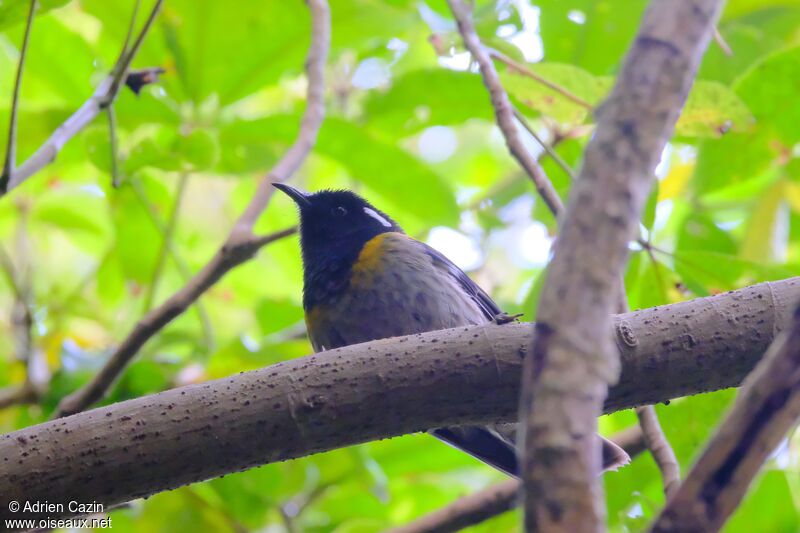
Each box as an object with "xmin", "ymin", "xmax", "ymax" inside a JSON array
[
  {"xmin": 431, "ymin": 426, "xmax": 630, "ymax": 478},
  {"xmin": 431, "ymin": 426, "xmax": 518, "ymax": 477}
]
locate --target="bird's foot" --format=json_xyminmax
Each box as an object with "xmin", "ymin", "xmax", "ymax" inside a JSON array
[{"xmin": 493, "ymin": 312, "xmax": 523, "ymax": 325}]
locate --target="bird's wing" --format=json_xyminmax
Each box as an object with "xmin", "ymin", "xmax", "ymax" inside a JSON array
[{"xmin": 418, "ymin": 241, "xmax": 503, "ymax": 321}]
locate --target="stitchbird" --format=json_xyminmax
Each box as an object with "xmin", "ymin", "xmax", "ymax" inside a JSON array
[{"xmin": 275, "ymin": 183, "xmax": 630, "ymax": 476}]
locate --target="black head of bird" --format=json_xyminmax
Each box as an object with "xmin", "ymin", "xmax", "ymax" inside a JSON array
[
  {"xmin": 274, "ymin": 183, "xmax": 401, "ymax": 256},
  {"xmin": 273, "ymin": 184, "xmax": 403, "ymax": 296}
]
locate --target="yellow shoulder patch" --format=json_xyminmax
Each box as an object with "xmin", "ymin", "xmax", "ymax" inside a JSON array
[{"xmin": 351, "ymin": 232, "xmax": 401, "ymax": 278}]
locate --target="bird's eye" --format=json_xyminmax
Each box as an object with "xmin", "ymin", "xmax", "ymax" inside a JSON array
[{"xmin": 332, "ymin": 206, "xmax": 348, "ymax": 217}]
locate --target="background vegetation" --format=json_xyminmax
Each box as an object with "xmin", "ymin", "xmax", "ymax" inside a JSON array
[{"xmin": 0, "ymin": 0, "xmax": 798, "ymax": 531}]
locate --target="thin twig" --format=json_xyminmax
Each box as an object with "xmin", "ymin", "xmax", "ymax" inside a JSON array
[
  {"xmin": 117, "ymin": 0, "xmax": 142, "ymax": 63},
  {"xmin": 0, "ymin": 384, "xmax": 38, "ymax": 409},
  {"xmin": 0, "ymin": 244, "xmax": 23, "ymax": 301},
  {"xmin": 129, "ymin": 176, "xmax": 215, "ymax": 352},
  {"xmin": 107, "ymin": 105, "xmax": 121, "ymax": 187},
  {"xmin": 142, "ymin": 172, "xmax": 189, "ymax": 314},
  {"xmin": 636, "ymin": 405, "xmax": 681, "ymax": 498},
  {"xmin": 0, "ymin": 217, "xmax": 50, "ymax": 411},
  {"xmin": 101, "ymin": 0, "xmax": 164, "ymax": 108},
  {"xmin": 488, "ymin": 49, "xmax": 593, "ymax": 111},
  {"xmin": 712, "ymin": 26, "xmax": 732, "ymax": 56},
  {"xmin": 53, "ymin": 0, "xmax": 329, "ymax": 417},
  {"xmin": 0, "ymin": 0, "xmax": 37, "ymax": 192},
  {"xmin": 3, "ymin": 0, "xmax": 164, "ymax": 195},
  {"xmin": 512, "ymin": 108, "xmax": 575, "ymax": 181},
  {"xmin": 446, "ymin": 0, "xmax": 563, "ymax": 218}
]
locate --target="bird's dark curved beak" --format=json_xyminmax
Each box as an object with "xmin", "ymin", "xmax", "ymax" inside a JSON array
[{"xmin": 272, "ymin": 183, "xmax": 312, "ymax": 207}]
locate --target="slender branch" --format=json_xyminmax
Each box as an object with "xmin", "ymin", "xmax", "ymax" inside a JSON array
[
  {"xmin": 142, "ymin": 172, "xmax": 189, "ymax": 314},
  {"xmin": 53, "ymin": 226, "xmax": 296, "ymax": 417},
  {"xmin": 0, "ymin": 218, "xmax": 49, "ymax": 411},
  {"xmin": 107, "ymin": 105, "xmax": 121, "ymax": 187},
  {"xmin": 512, "ymin": 108, "xmax": 576, "ymax": 182},
  {"xmin": 636, "ymin": 405, "xmax": 681, "ymax": 498},
  {"xmin": 518, "ymin": 1, "xmax": 723, "ymax": 531},
  {"xmin": 488, "ymin": 49, "xmax": 593, "ymax": 110},
  {"xmin": 53, "ymin": 0, "xmax": 329, "ymax": 418},
  {"xmin": 0, "ymin": 0, "xmax": 37, "ymax": 192},
  {"xmin": 3, "ymin": 0, "xmax": 164, "ymax": 195},
  {"xmin": 712, "ymin": 26, "xmax": 732, "ymax": 56},
  {"xmin": 117, "ymin": 0, "xmax": 142, "ymax": 64},
  {"xmin": 651, "ymin": 301, "xmax": 800, "ymax": 533},
  {"xmin": 391, "ymin": 479, "xmax": 519, "ymax": 533},
  {"xmin": 100, "ymin": 0, "xmax": 164, "ymax": 108},
  {"xmin": 0, "ymin": 244, "xmax": 23, "ymax": 301},
  {"xmin": 0, "ymin": 384, "xmax": 37, "ymax": 410},
  {"xmin": 387, "ymin": 427, "xmax": 647, "ymax": 533},
  {"xmin": 128, "ymin": 177, "xmax": 215, "ymax": 349},
  {"xmin": 2, "ymin": 278, "xmax": 798, "ymax": 523},
  {"xmin": 446, "ymin": 0, "xmax": 564, "ymax": 218}
]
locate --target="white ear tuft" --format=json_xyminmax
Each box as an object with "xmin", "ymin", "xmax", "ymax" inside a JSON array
[{"xmin": 363, "ymin": 207, "xmax": 392, "ymax": 228}]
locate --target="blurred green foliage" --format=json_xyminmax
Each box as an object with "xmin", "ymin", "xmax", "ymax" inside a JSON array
[{"xmin": 0, "ymin": 0, "xmax": 799, "ymax": 531}]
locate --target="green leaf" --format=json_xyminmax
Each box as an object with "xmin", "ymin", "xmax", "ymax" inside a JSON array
[
  {"xmin": 364, "ymin": 69, "xmax": 494, "ymax": 135},
  {"xmin": 83, "ymin": 125, "xmax": 112, "ymax": 173},
  {"xmin": 676, "ymin": 212, "xmax": 738, "ymax": 255},
  {"xmin": 255, "ymin": 299, "xmax": 304, "ymax": 336},
  {"xmin": 642, "ymin": 180, "xmax": 659, "ymax": 231},
  {"xmin": 124, "ymin": 127, "xmax": 183, "ymax": 174},
  {"xmin": 503, "ymin": 62, "xmax": 599, "ymax": 124},
  {"xmin": 692, "ymin": 130, "xmax": 775, "ymax": 194},
  {"xmin": 20, "ymin": 12, "xmax": 97, "ymax": 105},
  {"xmin": 700, "ymin": 7, "xmax": 800, "ymax": 84},
  {"xmin": 676, "ymin": 81, "xmax": 753, "ymax": 137},
  {"xmin": 735, "ymin": 45, "xmax": 800, "ymax": 144},
  {"xmin": 221, "ymin": 115, "xmax": 459, "ymax": 224},
  {"xmin": 31, "ymin": 190, "xmax": 108, "ymax": 237},
  {"xmin": 111, "ymin": 185, "xmax": 162, "ymax": 282},
  {"xmin": 673, "ymin": 251, "xmax": 747, "ymax": 294},
  {"xmin": 740, "ymin": 180, "xmax": 787, "ymax": 262},
  {"xmin": 629, "ymin": 255, "xmax": 678, "ymax": 310},
  {"xmin": 0, "ymin": 0, "xmax": 72, "ymax": 30},
  {"xmin": 538, "ymin": 0, "xmax": 647, "ymax": 75},
  {"xmin": 96, "ymin": 251, "xmax": 125, "ymax": 305},
  {"xmin": 520, "ymin": 269, "xmax": 547, "ymax": 320},
  {"xmin": 174, "ymin": 129, "xmax": 219, "ymax": 171},
  {"xmin": 726, "ymin": 470, "xmax": 800, "ymax": 533}
]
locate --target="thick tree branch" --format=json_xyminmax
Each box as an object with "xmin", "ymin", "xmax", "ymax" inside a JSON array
[
  {"xmin": 518, "ymin": 1, "xmax": 723, "ymax": 531},
  {"xmin": 387, "ymin": 427, "xmax": 646, "ymax": 533},
  {"xmin": 650, "ymin": 301, "xmax": 800, "ymax": 533},
  {"xmin": 446, "ymin": 0, "xmax": 563, "ymax": 217},
  {"xmin": 2, "ymin": 0, "xmax": 164, "ymax": 195},
  {"xmin": 53, "ymin": 0, "xmax": 330, "ymax": 418},
  {"xmin": 0, "ymin": 278, "xmax": 796, "ymax": 523}
]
